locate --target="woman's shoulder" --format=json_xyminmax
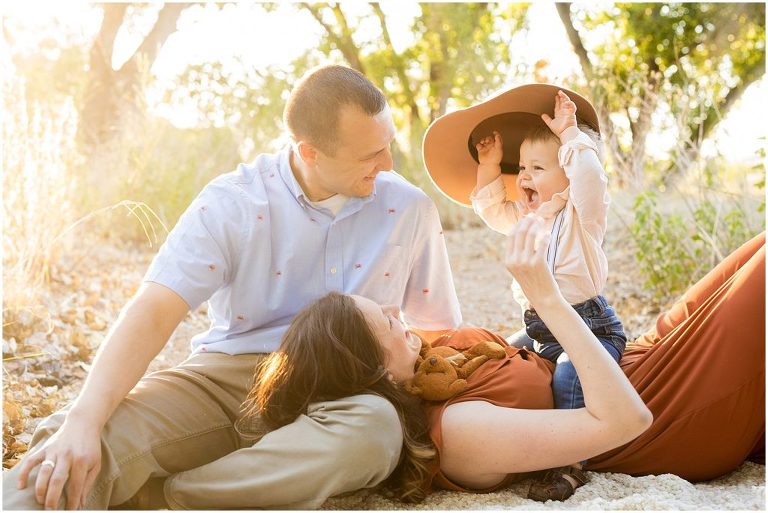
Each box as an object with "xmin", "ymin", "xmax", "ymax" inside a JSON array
[{"xmin": 432, "ymin": 327, "xmax": 508, "ymax": 351}]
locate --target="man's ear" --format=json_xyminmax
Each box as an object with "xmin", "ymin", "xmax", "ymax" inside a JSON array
[{"xmin": 296, "ymin": 140, "xmax": 319, "ymax": 167}]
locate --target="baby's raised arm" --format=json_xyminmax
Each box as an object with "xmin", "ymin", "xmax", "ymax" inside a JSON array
[
  {"xmin": 541, "ymin": 90, "xmax": 577, "ymax": 138},
  {"xmin": 475, "ymin": 131, "xmax": 503, "ymax": 191},
  {"xmin": 545, "ymin": 90, "xmax": 609, "ymax": 240},
  {"xmin": 471, "ymin": 131, "xmax": 525, "ymax": 235}
]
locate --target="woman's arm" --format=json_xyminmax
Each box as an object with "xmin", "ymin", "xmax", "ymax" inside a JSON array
[{"xmin": 439, "ymin": 216, "xmax": 652, "ymax": 489}]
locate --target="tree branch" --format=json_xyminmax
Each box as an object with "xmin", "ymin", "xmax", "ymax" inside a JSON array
[
  {"xmin": 124, "ymin": 3, "xmax": 193, "ymax": 73},
  {"xmin": 93, "ymin": 4, "xmax": 128, "ymax": 72},
  {"xmin": 370, "ymin": 3, "xmax": 421, "ymax": 126},
  {"xmin": 303, "ymin": 3, "xmax": 365, "ymax": 73},
  {"xmin": 700, "ymin": 51, "xmax": 765, "ymax": 142},
  {"xmin": 556, "ymin": 3, "xmax": 593, "ymax": 79},
  {"xmin": 664, "ymin": 50, "xmax": 766, "ymax": 183},
  {"xmin": 421, "ymin": 4, "xmax": 452, "ymax": 122},
  {"xmin": 329, "ymin": 4, "xmax": 364, "ymax": 70}
]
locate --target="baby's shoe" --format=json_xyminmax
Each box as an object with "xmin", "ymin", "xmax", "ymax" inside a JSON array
[{"xmin": 527, "ymin": 465, "xmax": 589, "ymax": 502}]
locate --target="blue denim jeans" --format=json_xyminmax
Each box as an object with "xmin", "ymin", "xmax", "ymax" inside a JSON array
[{"xmin": 513, "ymin": 295, "xmax": 627, "ymax": 410}]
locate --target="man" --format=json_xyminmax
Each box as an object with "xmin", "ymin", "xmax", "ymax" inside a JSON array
[{"xmin": 4, "ymin": 65, "xmax": 461, "ymax": 510}]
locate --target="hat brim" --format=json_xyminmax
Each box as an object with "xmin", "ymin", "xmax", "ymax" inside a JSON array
[{"xmin": 422, "ymin": 83, "xmax": 599, "ymax": 207}]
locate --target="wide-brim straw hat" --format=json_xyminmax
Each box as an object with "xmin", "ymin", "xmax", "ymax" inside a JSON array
[{"xmin": 422, "ymin": 83, "xmax": 599, "ymax": 207}]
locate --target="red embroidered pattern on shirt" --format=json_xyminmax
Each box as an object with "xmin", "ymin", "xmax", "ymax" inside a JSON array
[
  {"xmin": 355, "ymin": 263, "xmax": 362, "ymax": 269},
  {"xmin": 422, "ymin": 288, "xmax": 430, "ymax": 294},
  {"xmin": 208, "ymin": 264, "xmax": 216, "ymax": 271},
  {"xmin": 388, "ymin": 208, "xmax": 396, "ymax": 213}
]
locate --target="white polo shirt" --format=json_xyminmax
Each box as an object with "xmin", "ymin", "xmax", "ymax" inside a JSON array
[{"xmin": 144, "ymin": 146, "xmax": 462, "ymax": 354}]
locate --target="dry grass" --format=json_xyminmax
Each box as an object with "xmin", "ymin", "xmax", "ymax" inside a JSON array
[{"xmin": 2, "ymin": 77, "xmax": 81, "ymax": 310}]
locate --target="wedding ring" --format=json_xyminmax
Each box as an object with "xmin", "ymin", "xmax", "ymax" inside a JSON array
[{"xmin": 41, "ymin": 460, "xmax": 56, "ymax": 470}]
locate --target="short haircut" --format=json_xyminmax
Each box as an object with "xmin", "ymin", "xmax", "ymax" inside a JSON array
[
  {"xmin": 522, "ymin": 120, "xmax": 604, "ymax": 163},
  {"xmin": 283, "ymin": 65, "xmax": 387, "ymax": 156},
  {"xmin": 523, "ymin": 120, "xmax": 560, "ymax": 146}
]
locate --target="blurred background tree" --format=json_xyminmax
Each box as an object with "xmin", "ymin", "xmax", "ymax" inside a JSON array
[
  {"xmin": 79, "ymin": 4, "xmax": 191, "ymax": 148},
  {"xmin": 3, "ymin": 1, "xmax": 765, "ymax": 304},
  {"xmin": 557, "ymin": 2, "xmax": 765, "ymax": 189}
]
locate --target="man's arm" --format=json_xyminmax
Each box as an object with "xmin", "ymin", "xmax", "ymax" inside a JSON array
[
  {"xmin": 16, "ymin": 282, "xmax": 190, "ymax": 509},
  {"xmin": 67, "ymin": 282, "xmax": 190, "ymax": 426}
]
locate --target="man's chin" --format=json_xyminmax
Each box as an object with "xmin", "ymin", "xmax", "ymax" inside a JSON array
[{"xmin": 353, "ymin": 184, "xmax": 375, "ymax": 197}]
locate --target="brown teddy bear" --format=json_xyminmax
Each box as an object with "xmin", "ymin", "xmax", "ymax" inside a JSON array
[{"xmin": 403, "ymin": 339, "xmax": 507, "ymax": 401}]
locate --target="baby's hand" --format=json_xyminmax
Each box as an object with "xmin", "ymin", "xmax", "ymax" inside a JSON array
[
  {"xmin": 541, "ymin": 90, "xmax": 577, "ymax": 138},
  {"xmin": 476, "ymin": 131, "xmax": 503, "ymax": 165}
]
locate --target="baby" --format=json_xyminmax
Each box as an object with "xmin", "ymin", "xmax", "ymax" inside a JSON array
[{"xmin": 471, "ymin": 90, "xmax": 628, "ymax": 501}]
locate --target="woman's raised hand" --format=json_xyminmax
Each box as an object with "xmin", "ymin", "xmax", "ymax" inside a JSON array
[{"xmin": 504, "ymin": 215, "xmax": 559, "ymax": 307}]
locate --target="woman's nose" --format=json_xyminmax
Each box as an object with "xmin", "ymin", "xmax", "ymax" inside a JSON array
[{"xmin": 383, "ymin": 304, "xmax": 401, "ymax": 318}]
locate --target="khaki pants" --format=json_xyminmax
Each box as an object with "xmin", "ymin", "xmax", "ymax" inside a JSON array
[{"xmin": 3, "ymin": 353, "xmax": 403, "ymax": 509}]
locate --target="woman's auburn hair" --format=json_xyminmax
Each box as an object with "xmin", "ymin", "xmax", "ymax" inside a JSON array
[{"xmin": 236, "ymin": 292, "xmax": 436, "ymax": 502}]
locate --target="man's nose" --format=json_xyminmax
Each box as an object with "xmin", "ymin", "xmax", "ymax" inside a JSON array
[{"xmin": 377, "ymin": 146, "xmax": 394, "ymax": 172}]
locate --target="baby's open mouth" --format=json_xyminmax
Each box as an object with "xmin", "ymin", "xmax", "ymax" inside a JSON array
[{"xmin": 522, "ymin": 186, "xmax": 538, "ymax": 206}]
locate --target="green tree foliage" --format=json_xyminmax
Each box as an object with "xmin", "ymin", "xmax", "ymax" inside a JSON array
[
  {"xmin": 559, "ymin": 2, "xmax": 765, "ymax": 188},
  {"xmin": 167, "ymin": 59, "xmax": 294, "ymax": 154},
  {"xmin": 300, "ymin": 3, "xmax": 527, "ymax": 153}
]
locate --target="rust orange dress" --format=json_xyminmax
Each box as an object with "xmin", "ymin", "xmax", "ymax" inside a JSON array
[{"xmin": 425, "ymin": 232, "xmax": 765, "ymax": 491}]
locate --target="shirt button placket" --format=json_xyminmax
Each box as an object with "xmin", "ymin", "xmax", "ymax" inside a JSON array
[{"xmin": 326, "ymin": 223, "xmax": 343, "ymax": 291}]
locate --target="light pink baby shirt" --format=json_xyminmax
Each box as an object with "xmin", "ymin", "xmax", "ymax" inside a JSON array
[{"xmin": 470, "ymin": 127, "xmax": 610, "ymax": 311}]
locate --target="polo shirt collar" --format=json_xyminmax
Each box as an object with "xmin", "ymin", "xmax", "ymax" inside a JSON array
[
  {"xmin": 278, "ymin": 146, "xmax": 308, "ymax": 203},
  {"xmin": 277, "ymin": 145, "xmax": 377, "ymax": 214}
]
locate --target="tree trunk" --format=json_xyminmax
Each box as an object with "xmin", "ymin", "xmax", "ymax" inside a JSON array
[
  {"xmin": 303, "ymin": 4, "xmax": 365, "ymax": 74},
  {"xmin": 627, "ymin": 67, "xmax": 661, "ymax": 189},
  {"xmin": 371, "ymin": 3, "xmax": 422, "ymax": 131},
  {"xmin": 662, "ymin": 50, "xmax": 766, "ymax": 186},
  {"xmin": 79, "ymin": 4, "xmax": 128, "ymax": 147},
  {"xmin": 79, "ymin": 3, "xmax": 190, "ymax": 150}
]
